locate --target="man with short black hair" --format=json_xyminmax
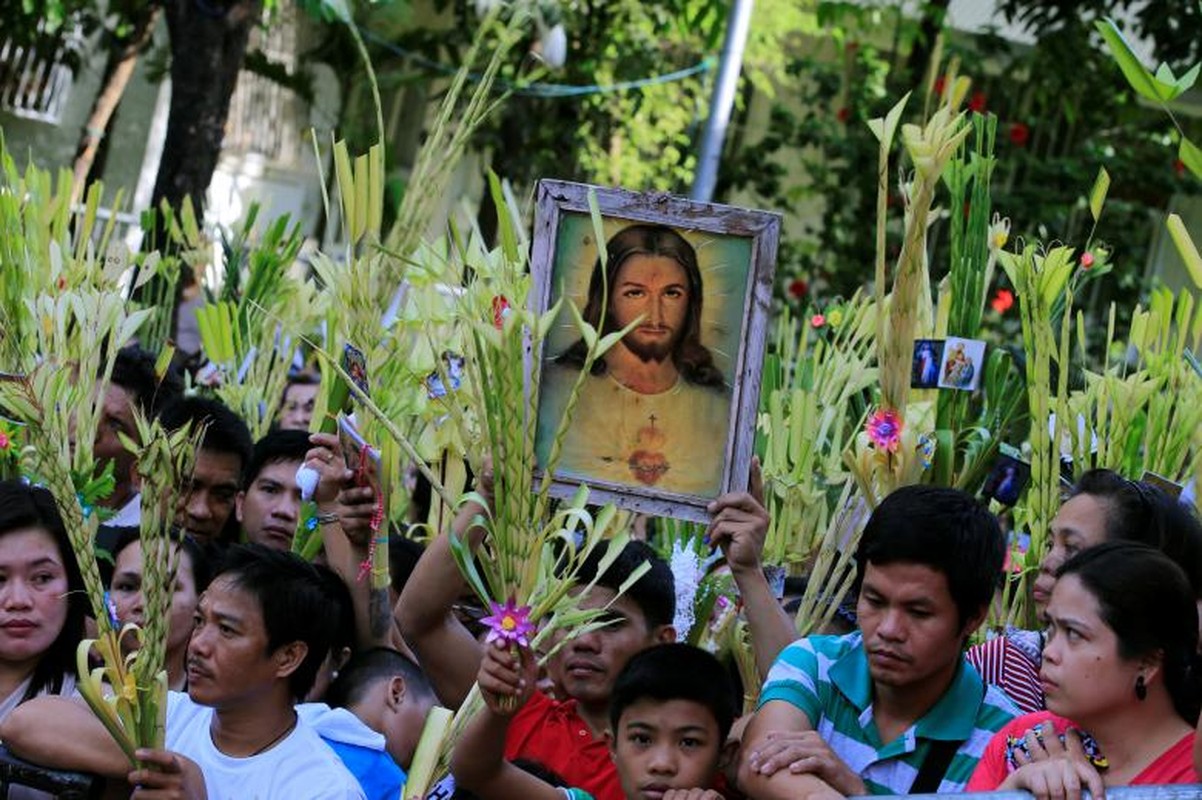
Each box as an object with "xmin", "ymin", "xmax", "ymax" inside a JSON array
[
  {"xmin": 1, "ymin": 544, "xmax": 365, "ymax": 799},
  {"xmin": 738, "ymin": 485, "xmax": 1017, "ymax": 799},
  {"xmin": 159, "ymin": 396, "xmax": 253, "ymax": 545},
  {"xmin": 237, "ymin": 429, "xmax": 309, "ymax": 550}
]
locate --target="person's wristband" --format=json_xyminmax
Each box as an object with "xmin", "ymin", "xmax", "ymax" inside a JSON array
[{"xmin": 316, "ymin": 511, "xmax": 340, "ymax": 525}]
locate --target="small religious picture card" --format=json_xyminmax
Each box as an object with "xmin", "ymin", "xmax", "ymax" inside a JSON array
[
  {"xmin": 1141, "ymin": 470, "xmax": 1185, "ymax": 500},
  {"xmin": 342, "ymin": 343, "xmax": 370, "ymax": 398},
  {"xmin": 982, "ymin": 453, "xmax": 1031, "ymax": 506},
  {"xmin": 337, "ymin": 414, "xmax": 383, "ymax": 499},
  {"xmin": 911, "ymin": 339, "xmax": 945, "ymax": 389},
  {"xmin": 425, "ymin": 351, "xmax": 466, "ymax": 400},
  {"xmin": 937, "ymin": 336, "xmax": 987, "ymax": 391}
]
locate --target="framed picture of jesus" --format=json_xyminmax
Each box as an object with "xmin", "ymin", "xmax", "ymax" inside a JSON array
[{"xmin": 531, "ymin": 180, "xmax": 780, "ymax": 523}]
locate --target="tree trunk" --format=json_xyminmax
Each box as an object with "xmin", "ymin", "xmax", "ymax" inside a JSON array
[
  {"xmin": 70, "ymin": 5, "xmax": 162, "ymax": 204},
  {"xmin": 150, "ymin": 0, "xmax": 262, "ymax": 223}
]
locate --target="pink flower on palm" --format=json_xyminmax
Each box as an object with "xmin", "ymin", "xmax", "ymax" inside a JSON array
[
  {"xmin": 866, "ymin": 407, "xmax": 903, "ymax": 453},
  {"xmin": 482, "ymin": 598, "xmax": 535, "ymax": 648}
]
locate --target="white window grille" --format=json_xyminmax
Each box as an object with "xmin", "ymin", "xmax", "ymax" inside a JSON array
[
  {"xmin": 224, "ymin": 0, "xmax": 308, "ymax": 166},
  {"xmin": 0, "ymin": 22, "xmax": 80, "ymax": 124}
]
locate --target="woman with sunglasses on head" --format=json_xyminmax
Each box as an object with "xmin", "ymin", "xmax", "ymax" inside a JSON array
[
  {"xmin": 968, "ymin": 469, "xmax": 1202, "ymax": 713},
  {"xmin": 0, "ymin": 481, "xmax": 87, "ymax": 722},
  {"xmin": 968, "ymin": 542, "xmax": 1199, "ymax": 797}
]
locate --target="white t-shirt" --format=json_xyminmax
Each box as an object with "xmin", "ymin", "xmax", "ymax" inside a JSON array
[{"xmin": 165, "ymin": 692, "xmax": 365, "ymax": 800}]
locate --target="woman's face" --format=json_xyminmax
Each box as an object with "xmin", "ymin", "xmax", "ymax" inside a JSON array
[
  {"xmin": 1040, "ymin": 573, "xmax": 1145, "ymax": 725},
  {"xmin": 1032, "ymin": 494, "xmax": 1111, "ymax": 614},
  {"xmin": 111, "ymin": 542, "xmax": 200, "ymax": 654},
  {"xmin": 0, "ymin": 527, "xmax": 71, "ymax": 666}
]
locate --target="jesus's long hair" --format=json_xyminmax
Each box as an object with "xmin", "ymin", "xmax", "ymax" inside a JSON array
[{"xmin": 556, "ymin": 224, "xmax": 724, "ymax": 389}]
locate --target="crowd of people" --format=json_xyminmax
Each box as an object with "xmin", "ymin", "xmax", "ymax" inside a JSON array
[{"xmin": 0, "ymin": 342, "xmax": 1200, "ymax": 800}]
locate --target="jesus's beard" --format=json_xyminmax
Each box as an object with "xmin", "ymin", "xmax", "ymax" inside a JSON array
[{"xmin": 622, "ymin": 334, "xmax": 675, "ymax": 364}]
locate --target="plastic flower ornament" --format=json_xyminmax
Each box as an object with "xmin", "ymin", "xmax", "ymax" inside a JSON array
[
  {"xmin": 491, "ymin": 296, "xmax": 512, "ymax": 329},
  {"xmin": 810, "ymin": 313, "xmax": 826, "ymax": 328},
  {"xmin": 865, "ymin": 407, "xmax": 903, "ymax": 453},
  {"xmin": 482, "ymin": 598, "xmax": 535, "ymax": 648}
]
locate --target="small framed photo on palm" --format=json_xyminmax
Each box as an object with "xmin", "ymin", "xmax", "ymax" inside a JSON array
[
  {"xmin": 530, "ymin": 180, "xmax": 780, "ymax": 522},
  {"xmin": 937, "ymin": 336, "xmax": 987, "ymax": 391}
]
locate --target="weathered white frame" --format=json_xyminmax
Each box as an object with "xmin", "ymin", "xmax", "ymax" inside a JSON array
[{"xmin": 530, "ymin": 179, "xmax": 780, "ymax": 523}]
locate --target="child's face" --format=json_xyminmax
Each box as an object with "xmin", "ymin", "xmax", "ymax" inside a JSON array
[{"xmin": 609, "ymin": 698, "xmax": 722, "ymax": 800}]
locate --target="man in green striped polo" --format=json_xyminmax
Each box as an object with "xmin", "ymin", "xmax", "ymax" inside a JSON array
[{"xmin": 737, "ymin": 485, "xmax": 1019, "ymax": 798}]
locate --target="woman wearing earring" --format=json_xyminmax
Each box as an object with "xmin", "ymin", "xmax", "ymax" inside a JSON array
[{"xmin": 968, "ymin": 542, "xmax": 1199, "ymax": 796}]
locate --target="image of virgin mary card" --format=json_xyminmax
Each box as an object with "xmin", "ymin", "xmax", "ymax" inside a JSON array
[
  {"xmin": 937, "ymin": 336, "xmax": 987, "ymax": 391},
  {"xmin": 530, "ymin": 181, "xmax": 780, "ymax": 523}
]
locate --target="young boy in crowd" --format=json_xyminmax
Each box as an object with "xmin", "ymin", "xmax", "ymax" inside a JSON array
[
  {"xmin": 159, "ymin": 396, "xmax": 253, "ymax": 545},
  {"xmin": 302, "ymin": 647, "xmax": 438, "ymax": 800},
  {"xmin": 452, "ymin": 642, "xmax": 734, "ymax": 800},
  {"xmin": 399, "ymin": 461, "xmax": 794, "ymax": 800},
  {"xmin": 0, "ymin": 544, "xmax": 365, "ymax": 799},
  {"xmin": 235, "ymin": 428, "xmax": 308, "ymax": 550}
]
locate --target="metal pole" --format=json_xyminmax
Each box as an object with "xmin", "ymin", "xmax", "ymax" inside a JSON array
[{"xmin": 690, "ymin": 0, "xmax": 754, "ymax": 203}]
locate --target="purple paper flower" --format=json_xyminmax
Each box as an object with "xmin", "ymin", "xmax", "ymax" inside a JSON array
[
  {"xmin": 482, "ymin": 598, "xmax": 535, "ymax": 648},
  {"xmin": 866, "ymin": 407, "xmax": 903, "ymax": 453}
]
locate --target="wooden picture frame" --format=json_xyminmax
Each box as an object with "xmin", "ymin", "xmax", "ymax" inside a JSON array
[{"xmin": 531, "ymin": 180, "xmax": 780, "ymax": 522}]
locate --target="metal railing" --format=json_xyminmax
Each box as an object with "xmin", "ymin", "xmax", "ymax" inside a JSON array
[
  {"xmin": 0, "ymin": 22, "xmax": 80, "ymax": 124},
  {"xmin": 0, "ymin": 746, "xmax": 102, "ymax": 799}
]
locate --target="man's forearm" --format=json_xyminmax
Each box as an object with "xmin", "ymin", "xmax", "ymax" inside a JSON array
[
  {"xmin": 731, "ymin": 564, "xmax": 799, "ymax": 680},
  {"xmin": 396, "ymin": 500, "xmax": 487, "ymax": 637},
  {"xmin": 395, "ymin": 499, "xmax": 489, "ymax": 708},
  {"xmin": 0, "ymin": 697, "xmax": 130, "ymax": 779}
]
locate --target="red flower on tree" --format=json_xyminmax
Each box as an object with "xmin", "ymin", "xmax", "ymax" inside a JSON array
[
  {"xmin": 968, "ymin": 91, "xmax": 987, "ymax": 114},
  {"xmin": 1009, "ymin": 122, "xmax": 1029, "ymax": 147},
  {"xmin": 836, "ymin": 107, "xmax": 851, "ymax": 123},
  {"xmin": 933, "ymin": 75, "xmax": 946, "ymax": 97},
  {"xmin": 788, "ymin": 278, "xmax": 808, "ymax": 301},
  {"xmin": 990, "ymin": 288, "xmax": 1014, "ymax": 314},
  {"xmin": 1175, "ymin": 159, "xmax": 1187, "ymax": 177}
]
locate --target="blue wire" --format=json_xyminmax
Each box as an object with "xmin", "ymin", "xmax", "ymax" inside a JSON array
[{"xmin": 356, "ymin": 25, "xmax": 715, "ymax": 99}]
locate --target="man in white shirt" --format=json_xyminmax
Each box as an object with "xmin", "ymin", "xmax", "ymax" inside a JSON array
[{"xmin": 1, "ymin": 544, "xmax": 365, "ymax": 800}]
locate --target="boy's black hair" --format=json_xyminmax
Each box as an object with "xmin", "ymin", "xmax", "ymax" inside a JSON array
[
  {"xmin": 609, "ymin": 643, "xmax": 736, "ymax": 743},
  {"xmin": 854, "ymin": 484, "xmax": 1004, "ymax": 628},
  {"xmin": 388, "ymin": 533, "xmax": 425, "ymax": 596},
  {"xmin": 110, "ymin": 344, "xmax": 183, "ymax": 417},
  {"xmin": 0, "ymin": 481, "xmax": 87, "ymax": 702},
  {"xmin": 325, "ymin": 647, "xmax": 434, "ymax": 709},
  {"xmin": 575, "ymin": 540, "xmax": 674, "ymax": 630},
  {"xmin": 312, "ymin": 560, "xmax": 357, "ymax": 657},
  {"xmin": 243, "ymin": 429, "xmax": 311, "ymax": 490},
  {"xmin": 110, "ymin": 527, "xmax": 213, "ymax": 595},
  {"xmin": 213, "ymin": 544, "xmax": 342, "ymax": 701},
  {"xmin": 158, "ymin": 396, "xmax": 253, "ymax": 479}
]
